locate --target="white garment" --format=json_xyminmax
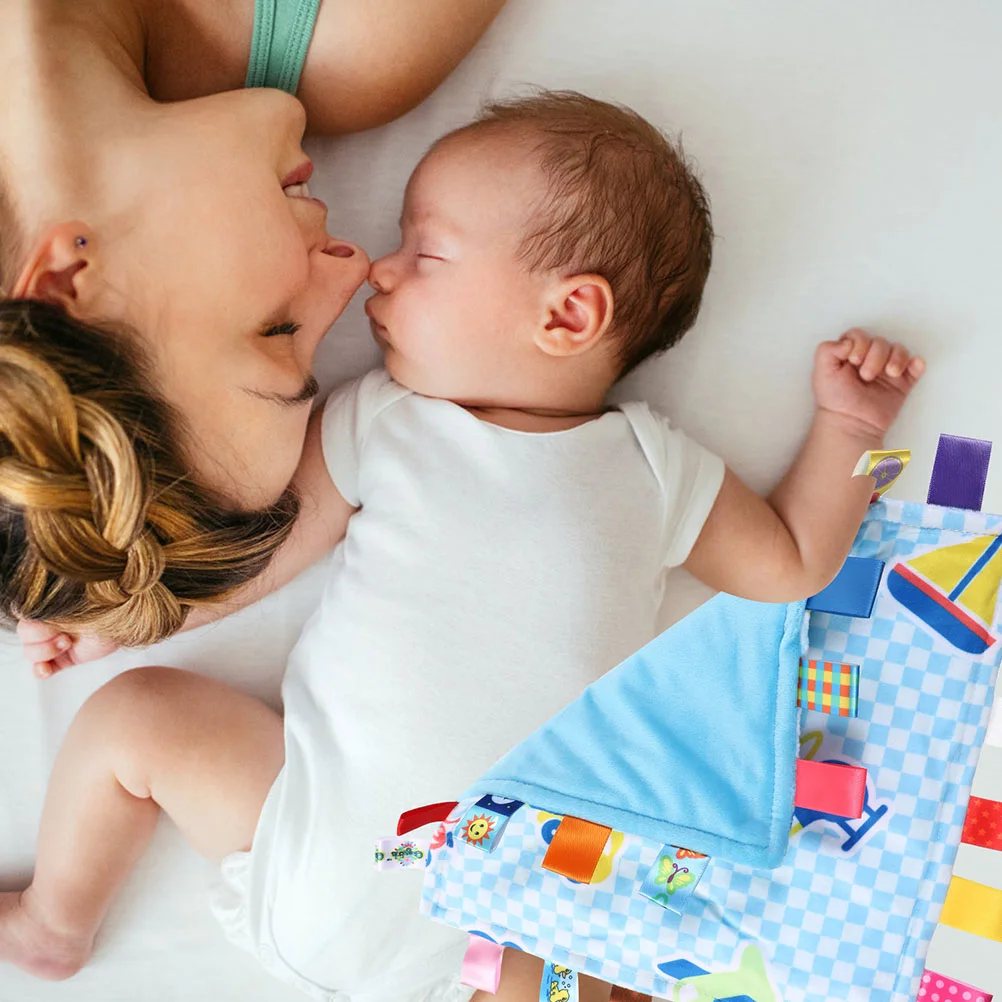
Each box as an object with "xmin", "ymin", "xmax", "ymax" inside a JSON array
[{"xmin": 212, "ymin": 369, "xmax": 725, "ymax": 1002}]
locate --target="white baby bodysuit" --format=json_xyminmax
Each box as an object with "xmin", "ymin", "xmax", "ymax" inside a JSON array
[{"xmin": 212, "ymin": 369, "xmax": 725, "ymax": 1002}]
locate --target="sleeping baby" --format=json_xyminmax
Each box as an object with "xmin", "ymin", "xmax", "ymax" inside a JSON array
[{"xmin": 9, "ymin": 90, "xmax": 924, "ymax": 1002}]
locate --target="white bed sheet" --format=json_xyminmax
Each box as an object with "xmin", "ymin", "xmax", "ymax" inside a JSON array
[{"xmin": 3, "ymin": 1, "xmax": 1002, "ymax": 998}]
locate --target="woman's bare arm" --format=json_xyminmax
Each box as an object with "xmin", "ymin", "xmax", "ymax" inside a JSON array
[
  {"xmin": 299, "ymin": 0, "xmax": 507, "ymax": 133},
  {"xmin": 140, "ymin": 0, "xmax": 507, "ymax": 134}
]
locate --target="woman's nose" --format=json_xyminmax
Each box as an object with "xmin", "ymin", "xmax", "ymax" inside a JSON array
[{"xmin": 323, "ymin": 237, "xmax": 365, "ymax": 261}]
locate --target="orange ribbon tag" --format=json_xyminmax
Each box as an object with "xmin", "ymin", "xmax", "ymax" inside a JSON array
[{"xmin": 541, "ymin": 815, "xmax": 612, "ymax": 883}]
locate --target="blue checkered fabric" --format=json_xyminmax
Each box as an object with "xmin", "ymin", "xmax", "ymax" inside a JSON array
[{"xmin": 420, "ymin": 500, "xmax": 1002, "ymax": 1001}]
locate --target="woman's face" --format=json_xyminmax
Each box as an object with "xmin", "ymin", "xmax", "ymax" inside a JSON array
[{"xmin": 43, "ymin": 89, "xmax": 369, "ymax": 508}]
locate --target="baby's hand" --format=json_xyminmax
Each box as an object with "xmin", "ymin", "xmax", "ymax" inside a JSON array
[
  {"xmin": 813, "ymin": 329, "xmax": 925, "ymax": 438},
  {"xmin": 16, "ymin": 619, "xmax": 120, "ymax": 679}
]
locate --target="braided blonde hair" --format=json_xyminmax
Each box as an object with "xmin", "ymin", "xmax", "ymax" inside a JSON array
[{"xmin": 0, "ymin": 299, "xmax": 298, "ymax": 646}]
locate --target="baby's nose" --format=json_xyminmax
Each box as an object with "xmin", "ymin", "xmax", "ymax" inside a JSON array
[{"xmin": 367, "ymin": 257, "xmax": 392, "ymax": 294}]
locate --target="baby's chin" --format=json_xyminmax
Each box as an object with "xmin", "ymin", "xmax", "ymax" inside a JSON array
[
  {"xmin": 383, "ymin": 354, "xmax": 457, "ymax": 400},
  {"xmin": 382, "ymin": 350, "xmax": 418, "ymax": 393}
]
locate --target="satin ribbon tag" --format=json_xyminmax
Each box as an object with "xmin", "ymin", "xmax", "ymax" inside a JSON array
[
  {"xmin": 454, "ymin": 796, "xmax": 523, "ymax": 853},
  {"xmin": 918, "ymin": 970, "xmax": 992, "ymax": 1002},
  {"xmin": 639, "ymin": 845, "xmax": 710, "ymax": 915},
  {"xmin": 807, "ymin": 557, "xmax": 884, "ymax": 618},
  {"xmin": 794, "ymin": 759, "xmax": 867, "ymax": 818},
  {"xmin": 461, "ymin": 936, "xmax": 504, "ymax": 993},
  {"xmin": 940, "ymin": 875, "xmax": 1002, "ymax": 942},
  {"xmin": 541, "ymin": 815, "xmax": 613, "ymax": 883},
  {"xmin": 961, "ymin": 795, "xmax": 1002, "ymax": 852},
  {"xmin": 373, "ymin": 836, "xmax": 430, "ymax": 870},
  {"xmin": 475, "ymin": 794, "xmax": 524, "ymax": 816},
  {"xmin": 539, "ymin": 962, "xmax": 578, "ymax": 1002},
  {"xmin": 853, "ymin": 449, "xmax": 911, "ymax": 502},
  {"xmin": 798, "ymin": 658, "xmax": 859, "ymax": 717},
  {"xmin": 396, "ymin": 801, "xmax": 458, "ymax": 836},
  {"xmin": 927, "ymin": 434, "xmax": 992, "ymax": 511}
]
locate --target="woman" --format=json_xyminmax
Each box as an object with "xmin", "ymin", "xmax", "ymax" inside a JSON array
[{"xmin": 0, "ymin": 0, "xmax": 505, "ymax": 643}]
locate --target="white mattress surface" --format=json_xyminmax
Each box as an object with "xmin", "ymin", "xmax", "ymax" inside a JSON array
[{"xmin": 3, "ymin": 1, "xmax": 1002, "ymax": 998}]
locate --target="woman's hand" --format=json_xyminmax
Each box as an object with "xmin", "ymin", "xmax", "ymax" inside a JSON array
[{"xmin": 16, "ymin": 620, "xmax": 120, "ymax": 678}]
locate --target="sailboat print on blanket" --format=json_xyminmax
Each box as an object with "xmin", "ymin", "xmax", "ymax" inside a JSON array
[{"xmin": 887, "ymin": 533, "xmax": 1002, "ymax": 654}]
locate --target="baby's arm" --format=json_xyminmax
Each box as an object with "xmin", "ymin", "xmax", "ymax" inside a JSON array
[
  {"xmin": 684, "ymin": 330, "xmax": 924, "ymax": 602},
  {"xmin": 21, "ymin": 408, "xmax": 354, "ymax": 676}
]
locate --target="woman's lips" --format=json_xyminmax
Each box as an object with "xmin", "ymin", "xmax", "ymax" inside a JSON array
[
  {"xmin": 282, "ymin": 159, "xmax": 326, "ymax": 210},
  {"xmin": 281, "ymin": 160, "xmax": 314, "ymax": 187}
]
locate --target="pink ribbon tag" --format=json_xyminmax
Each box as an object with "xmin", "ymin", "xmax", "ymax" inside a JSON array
[
  {"xmin": 917, "ymin": 970, "xmax": 992, "ymax": 1002},
  {"xmin": 460, "ymin": 935, "xmax": 504, "ymax": 993}
]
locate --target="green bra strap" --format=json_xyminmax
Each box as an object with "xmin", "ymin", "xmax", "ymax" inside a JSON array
[{"xmin": 245, "ymin": 0, "xmax": 323, "ymax": 95}]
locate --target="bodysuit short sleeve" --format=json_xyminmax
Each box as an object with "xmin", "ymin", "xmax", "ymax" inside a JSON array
[
  {"xmin": 320, "ymin": 368, "xmax": 408, "ymax": 506},
  {"xmin": 619, "ymin": 401, "xmax": 726, "ymax": 569}
]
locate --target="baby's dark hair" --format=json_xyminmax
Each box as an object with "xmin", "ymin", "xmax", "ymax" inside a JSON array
[{"xmin": 447, "ymin": 90, "xmax": 713, "ymax": 377}]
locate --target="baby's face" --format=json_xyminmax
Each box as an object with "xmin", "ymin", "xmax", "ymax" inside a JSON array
[{"xmin": 365, "ymin": 135, "xmax": 554, "ymax": 405}]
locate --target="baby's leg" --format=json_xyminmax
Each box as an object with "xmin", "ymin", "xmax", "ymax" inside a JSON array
[
  {"xmin": 475, "ymin": 950, "xmax": 614, "ymax": 1002},
  {"xmin": 0, "ymin": 666, "xmax": 283, "ymax": 980}
]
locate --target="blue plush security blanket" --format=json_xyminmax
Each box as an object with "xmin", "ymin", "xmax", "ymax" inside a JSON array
[{"xmin": 464, "ymin": 594, "xmax": 807, "ymax": 868}]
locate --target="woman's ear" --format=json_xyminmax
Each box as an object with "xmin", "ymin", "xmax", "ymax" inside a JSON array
[
  {"xmin": 535, "ymin": 274, "xmax": 614, "ymax": 357},
  {"xmin": 11, "ymin": 222, "xmax": 96, "ymax": 310}
]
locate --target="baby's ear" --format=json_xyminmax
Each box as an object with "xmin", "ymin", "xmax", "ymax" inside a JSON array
[{"xmin": 535, "ymin": 274, "xmax": 614, "ymax": 357}]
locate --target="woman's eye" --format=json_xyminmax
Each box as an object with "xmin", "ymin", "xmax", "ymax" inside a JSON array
[
  {"xmin": 261, "ymin": 321, "xmax": 302, "ymax": 337},
  {"xmin": 417, "ymin": 253, "xmax": 445, "ymax": 262}
]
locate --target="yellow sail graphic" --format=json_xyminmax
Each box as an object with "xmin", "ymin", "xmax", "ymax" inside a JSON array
[
  {"xmin": 907, "ymin": 535, "xmax": 1002, "ymax": 626},
  {"xmin": 888, "ymin": 533, "xmax": 1002, "ymax": 654}
]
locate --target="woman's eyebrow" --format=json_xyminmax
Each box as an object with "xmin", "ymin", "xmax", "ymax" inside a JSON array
[{"xmin": 243, "ymin": 373, "xmax": 320, "ymax": 407}]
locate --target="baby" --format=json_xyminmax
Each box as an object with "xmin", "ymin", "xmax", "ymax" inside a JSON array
[{"xmin": 8, "ymin": 91, "xmax": 923, "ymax": 1002}]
